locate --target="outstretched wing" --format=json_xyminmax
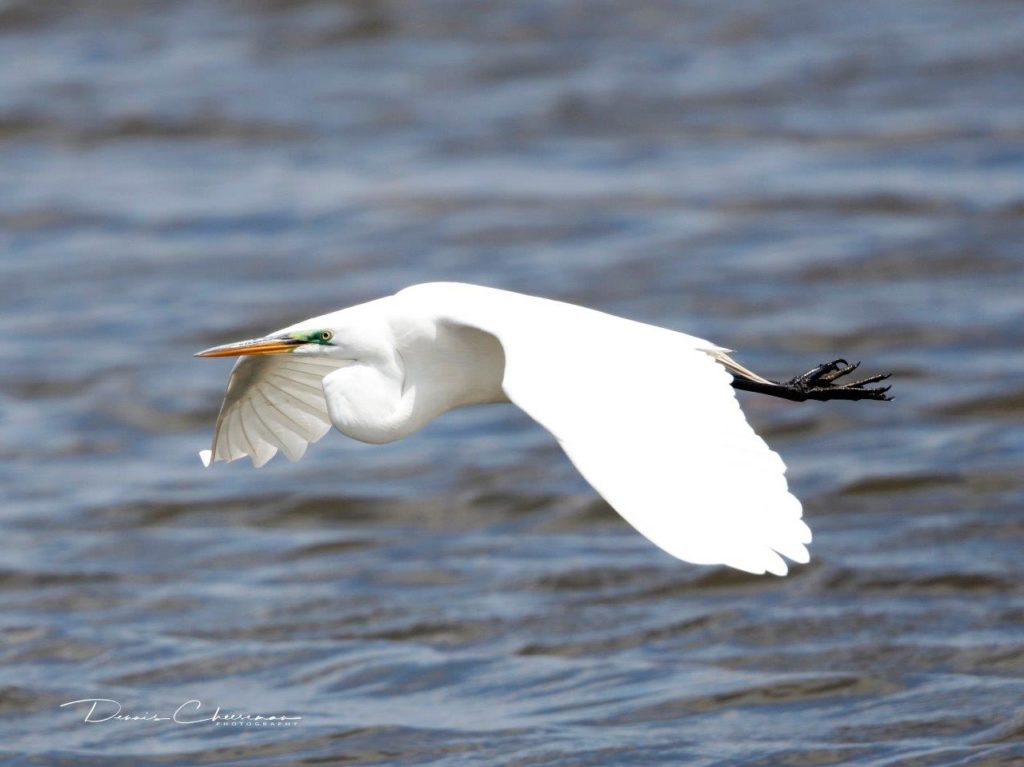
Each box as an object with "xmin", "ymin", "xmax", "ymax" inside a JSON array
[
  {"xmin": 200, "ymin": 355, "xmax": 343, "ymax": 468},
  {"xmin": 416, "ymin": 284, "xmax": 811, "ymax": 575}
]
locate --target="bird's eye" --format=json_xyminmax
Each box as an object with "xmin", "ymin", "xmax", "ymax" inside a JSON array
[{"xmin": 319, "ymin": 330, "xmax": 333, "ymax": 342}]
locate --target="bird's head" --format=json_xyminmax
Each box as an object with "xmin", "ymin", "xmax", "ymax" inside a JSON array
[
  {"xmin": 196, "ymin": 299, "xmax": 400, "ymax": 366},
  {"xmin": 195, "ymin": 327, "xmax": 343, "ymax": 359}
]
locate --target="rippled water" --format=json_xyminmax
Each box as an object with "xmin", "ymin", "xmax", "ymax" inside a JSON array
[{"xmin": 2, "ymin": 1, "xmax": 1023, "ymax": 764}]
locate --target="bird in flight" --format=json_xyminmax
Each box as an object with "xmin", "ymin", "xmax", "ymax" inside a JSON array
[{"xmin": 197, "ymin": 283, "xmax": 890, "ymax": 576}]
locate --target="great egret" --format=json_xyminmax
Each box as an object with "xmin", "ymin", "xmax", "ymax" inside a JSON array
[{"xmin": 197, "ymin": 282, "xmax": 890, "ymax": 576}]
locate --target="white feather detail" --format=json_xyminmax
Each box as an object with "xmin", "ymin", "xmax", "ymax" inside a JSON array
[
  {"xmin": 400, "ymin": 282, "xmax": 811, "ymax": 576},
  {"xmin": 201, "ymin": 355, "xmax": 339, "ymax": 468}
]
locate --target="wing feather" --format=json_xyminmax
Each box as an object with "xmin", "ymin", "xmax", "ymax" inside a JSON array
[
  {"xmin": 200, "ymin": 355, "xmax": 339, "ymax": 467},
  {"xmin": 405, "ymin": 283, "xmax": 810, "ymax": 575},
  {"xmin": 240, "ymin": 399, "xmax": 281, "ymax": 468},
  {"xmin": 263, "ymin": 378, "xmax": 333, "ymax": 418},
  {"xmin": 267, "ymin": 373, "xmax": 325, "ymax": 397},
  {"xmin": 253, "ymin": 388, "xmax": 314, "ymax": 461},
  {"xmin": 273, "ymin": 369, "xmax": 330, "ymax": 389}
]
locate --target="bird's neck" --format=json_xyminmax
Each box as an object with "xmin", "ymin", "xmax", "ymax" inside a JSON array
[{"xmin": 323, "ymin": 319, "xmax": 507, "ymax": 445}]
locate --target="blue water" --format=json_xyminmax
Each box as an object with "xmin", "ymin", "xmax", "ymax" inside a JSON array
[{"xmin": 1, "ymin": 1, "xmax": 1023, "ymax": 764}]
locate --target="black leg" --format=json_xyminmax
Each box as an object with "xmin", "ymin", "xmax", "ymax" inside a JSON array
[{"xmin": 731, "ymin": 359, "xmax": 892, "ymax": 402}]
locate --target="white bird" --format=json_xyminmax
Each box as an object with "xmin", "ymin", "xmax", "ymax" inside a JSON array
[{"xmin": 197, "ymin": 282, "xmax": 890, "ymax": 576}]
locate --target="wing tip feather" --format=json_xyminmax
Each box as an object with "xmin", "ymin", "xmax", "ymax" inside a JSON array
[{"xmin": 201, "ymin": 355, "xmax": 340, "ymax": 470}]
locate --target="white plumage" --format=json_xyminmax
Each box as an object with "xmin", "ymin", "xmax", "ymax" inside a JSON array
[
  {"xmin": 199, "ymin": 354, "xmax": 339, "ymax": 467},
  {"xmin": 198, "ymin": 282, "xmax": 811, "ymax": 576}
]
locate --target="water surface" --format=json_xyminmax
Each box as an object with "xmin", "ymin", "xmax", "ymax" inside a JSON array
[{"xmin": 1, "ymin": 1, "xmax": 1023, "ymax": 764}]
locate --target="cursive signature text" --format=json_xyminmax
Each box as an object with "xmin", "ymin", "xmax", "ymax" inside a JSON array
[{"xmin": 59, "ymin": 698, "xmax": 302, "ymax": 726}]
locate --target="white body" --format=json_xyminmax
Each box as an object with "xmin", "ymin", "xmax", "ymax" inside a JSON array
[{"xmin": 201, "ymin": 283, "xmax": 811, "ymax": 576}]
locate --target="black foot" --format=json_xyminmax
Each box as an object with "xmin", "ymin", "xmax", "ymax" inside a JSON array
[
  {"xmin": 732, "ymin": 359, "xmax": 892, "ymax": 402},
  {"xmin": 787, "ymin": 359, "xmax": 892, "ymax": 402}
]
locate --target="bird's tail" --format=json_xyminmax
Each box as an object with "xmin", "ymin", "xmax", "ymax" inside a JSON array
[{"xmin": 706, "ymin": 349, "xmax": 774, "ymax": 385}]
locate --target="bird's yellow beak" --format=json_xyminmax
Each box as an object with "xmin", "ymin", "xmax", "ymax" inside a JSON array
[{"xmin": 195, "ymin": 335, "xmax": 302, "ymax": 358}]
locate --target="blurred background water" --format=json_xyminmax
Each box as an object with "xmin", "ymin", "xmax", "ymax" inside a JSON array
[{"xmin": 1, "ymin": 1, "xmax": 1023, "ymax": 764}]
